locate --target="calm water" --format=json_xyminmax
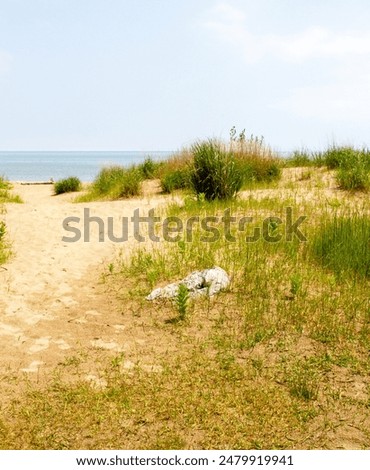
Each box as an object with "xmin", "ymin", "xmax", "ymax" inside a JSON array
[{"xmin": 0, "ymin": 151, "xmax": 172, "ymax": 182}]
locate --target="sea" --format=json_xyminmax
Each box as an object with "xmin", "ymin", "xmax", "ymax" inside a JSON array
[{"xmin": 0, "ymin": 151, "xmax": 172, "ymax": 182}]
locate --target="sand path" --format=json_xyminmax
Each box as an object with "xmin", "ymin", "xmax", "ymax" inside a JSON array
[{"xmin": 0, "ymin": 183, "xmax": 167, "ymax": 377}]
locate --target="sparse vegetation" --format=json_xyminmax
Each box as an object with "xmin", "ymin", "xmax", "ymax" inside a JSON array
[
  {"xmin": 285, "ymin": 150, "xmax": 315, "ymax": 167},
  {"xmin": 176, "ymin": 283, "xmax": 189, "ymax": 322},
  {"xmin": 0, "ymin": 140, "xmax": 369, "ymax": 450},
  {"xmin": 0, "ymin": 176, "xmax": 22, "ymax": 203},
  {"xmin": 54, "ymin": 176, "xmax": 82, "ymax": 195},
  {"xmin": 0, "ymin": 209, "xmax": 11, "ymax": 264},
  {"xmin": 286, "ymin": 145, "xmax": 370, "ymax": 192}
]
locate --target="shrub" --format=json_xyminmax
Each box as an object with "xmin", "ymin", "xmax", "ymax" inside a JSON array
[
  {"xmin": 311, "ymin": 214, "xmax": 370, "ymax": 279},
  {"xmin": 190, "ymin": 140, "xmax": 243, "ymax": 201},
  {"xmin": 54, "ymin": 177, "xmax": 82, "ymax": 195}
]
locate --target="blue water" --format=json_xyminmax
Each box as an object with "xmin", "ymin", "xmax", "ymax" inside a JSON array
[{"xmin": 0, "ymin": 151, "xmax": 172, "ymax": 182}]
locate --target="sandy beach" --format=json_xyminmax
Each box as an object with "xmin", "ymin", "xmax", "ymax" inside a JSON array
[
  {"xmin": 0, "ymin": 182, "xmax": 169, "ymax": 379},
  {"xmin": 1, "ymin": 170, "xmax": 365, "ymax": 378}
]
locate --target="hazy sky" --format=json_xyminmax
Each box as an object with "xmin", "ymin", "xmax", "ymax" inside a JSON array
[{"xmin": 1, "ymin": 0, "xmax": 370, "ymax": 151}]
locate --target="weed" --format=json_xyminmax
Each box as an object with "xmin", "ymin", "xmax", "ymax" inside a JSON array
[
  {"xmin": 285, "ymin": 360, "xmax": 319, "ymax": 401},
  {"xmin": 290, "ymin": 273, "xmax": 302, "ymax": 296},
  {"xmin": 176, "ymin": 283, "xmax": 189, "ymax": 321}
]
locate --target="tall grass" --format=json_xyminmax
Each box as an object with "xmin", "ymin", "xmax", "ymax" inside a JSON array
[
  {"xmin": 76, "ymin": 165, "xmax": 143, "ymax": 201},
  {"xmin": 322, "ymin": 145, "xmax": 360, "ymax": 169},
  {"xmin": 0, "ymin": 176, "xmax": 22, "ymax": 203},
  {"xmin": 320, "ymin": 145, "xmax": 370, "ymax": 191},
  {"xmin": 229, "ymin": 131, "xmax": 282, "ymax": 186},
  {"xmin": 190, "ymin": 140, "xmax": 243, "ymax": 200},
  {"xmin": 311, "ymin": 214, "xmax": 370, "ymax": 279},
  {"xmin": 157, "ymin": 150, "xmax": 192, "ymax": 194},
  {"xmin": 0, "ymin": 176, "xmax": 8, "ymax": 190},
  {"xmin": 284, "ymin": 149, "xmax": 334, "ymax": 168},
  {"xmin": 138, "ymin": 157, "xmax": 162, "ymax": 180},
  {"xmin": 157, "ymin": 133, "xmax": 281, "ymax": 197},
  {"xmin": 284, "ymin": 145, "xmax": 370, "ymax": 191},
  {"xmin": 0, "ymin": 208, "xmax": 11, "ymax": 264}
]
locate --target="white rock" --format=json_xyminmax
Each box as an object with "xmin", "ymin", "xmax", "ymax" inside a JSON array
[{"xmin": 146, "ymin": 266, "xmax": 230, "ymax": 300}]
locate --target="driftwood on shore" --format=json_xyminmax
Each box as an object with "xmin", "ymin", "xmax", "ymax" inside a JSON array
[{"xmin": 20, "ymin": 181, "xmax": 54, "ymax": 185}]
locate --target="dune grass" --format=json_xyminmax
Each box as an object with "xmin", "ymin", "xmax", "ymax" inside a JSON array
[
  {"xmin": 156, "ymin": 149, "xmax": 192, "ymax": 194},
  {"xmin": 311, "ymin": 213, "xmax": 369, "ymax": 279},
  {"xmin": 0, "ymin": 207, "xmax": 11, "ymax": 265},
  {"xmin": 286, "ymin": 145, "xmax": 370, "ymax": 192},
  {"xmin": 138, "ymin": 157, "xmax": 163, "ymax": 180},
  {"xmin": 54, "ymin": 176, "xmax": 82, "ymax": 195},
  {"xmin": 0, "ymin": 176, "xmax": 22, "ymax": 203},
  {"xmin": 76, "ymin": 165, "xmax": 143, "ymax": 202},
  {"xmin": 190, "ymin": 140, "xmax": 243, "ymax": 200},
  {"xmin": 1, "ymin": 178, "xmax": 368, "ymax": 449},
  {"xmin": 158, "ymin": 134, "xmax": 281, "ymax": 198}
]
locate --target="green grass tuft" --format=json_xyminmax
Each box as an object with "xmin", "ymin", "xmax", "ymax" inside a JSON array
[
  {"xmin": 311, "ymin": 214, "xmax": 370, "ymax": 279},
  {"xmin": 0, "ymin": 176, "xmax": 23, "ymax": 203},
  {"xmin": 0, "ymin": 218, "xmax": 11, "ymax": 264},
  {"xmin": 190, "ymin": 140, "xmax": 243, "ymax": 201},
  {"xmin": 138, "ymin": 157, "xmax": 162, "ymax": 180},
  {"xmin": 76, "ymin": 165, "xmax": 143, "ymax": 201},
  {"xmin": 54, "ymin": 176, "xmax": 82, "ymax": 195}
]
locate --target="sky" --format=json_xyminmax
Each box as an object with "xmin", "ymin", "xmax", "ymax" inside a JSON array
[{"xmin": 1, "ymin": 0, "xmax": 370, "ymax": 151}]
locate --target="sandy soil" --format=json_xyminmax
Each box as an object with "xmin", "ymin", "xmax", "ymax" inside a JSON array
[
  {"xmin": 0, "ymin": 181, "xmax": 169, "ymax": 379},
  {"xmin": 0, "ymin": 170, "xmax": 367, "ymax": 381}
]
